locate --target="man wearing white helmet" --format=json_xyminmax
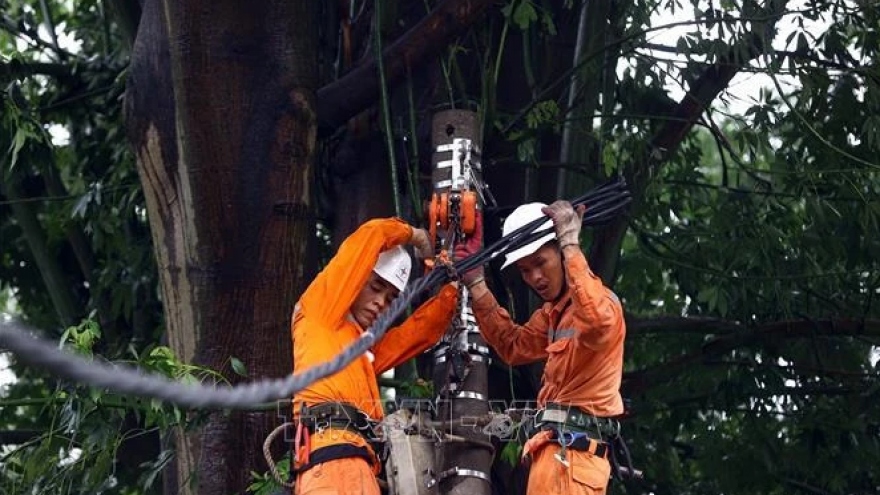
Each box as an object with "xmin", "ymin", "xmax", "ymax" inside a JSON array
[
  {"xmin": 456, "ymin": 200, "xmax": 626, "ymax": 495},
  {"xmin": 291, "ymin": 218, "xmax": 459, "ymax": 495}
]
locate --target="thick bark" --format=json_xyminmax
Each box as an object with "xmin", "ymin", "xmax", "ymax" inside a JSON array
[
  {"xmin": 125, "ymin": 5, "xmax": 200, "ymax": 491},
  {"xmin": 327, "ymin": 130, "xmax": 397, "ymax": 248},
  {"xmin": 125, "ymin": 0, "xmax": 318, "ymax": 494},
  {"xmin": 106, "ymin": 0, "xmax": 142, "ymax": 46},
  {"xmin": 316, "ymin": 0, "xmax": 496, "ymax": 134}
]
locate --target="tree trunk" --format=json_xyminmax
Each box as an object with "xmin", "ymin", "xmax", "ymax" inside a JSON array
[{"xmin": 125, "ymin": 0, "xmax": 319, "ymax": 493}]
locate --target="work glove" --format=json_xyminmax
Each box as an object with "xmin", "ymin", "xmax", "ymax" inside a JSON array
[
  {"xmin": 409, "ymin": 227, "xmax": 433, "ymax": 259},
  {"xmin": 542, "ymin": 200, "xmax": 585, "ymax": 248},
  {"xmin": 453, "ymin": 212, "xmax": 484, "ymax": 287}
]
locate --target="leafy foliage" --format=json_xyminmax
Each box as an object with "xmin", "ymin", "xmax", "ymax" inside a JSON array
[{"xmin": 1, "ymin": 320, "xmax": 212, "ymax": 494}]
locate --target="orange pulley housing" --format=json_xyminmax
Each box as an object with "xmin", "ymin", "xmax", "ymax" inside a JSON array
[
  {"xmin": 425, "ymin": 190, "xmax": 478, "ymax": 272},
  {"xmin": 428, "ymin": 191, "xmax": 478, "ymax": 239}
]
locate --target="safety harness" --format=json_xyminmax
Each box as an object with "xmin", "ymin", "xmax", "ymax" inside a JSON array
[
  {"xmin": 531, "ymin": 403, "xmax": 615, "ymax": 463},
  {"xmin": 300, "ymin": 402, "xmax": 380, "ymax": 439},
  {"xmin": 532, "ymin": 403, "xmax": 641, "ymax": 479},
  {"xmin": 535, "ymin": 404, "xmax": 621, "ymax": 438},
  {"xmin": 292, "ymin": 402, "xmax": 384, "ymax": 475}
]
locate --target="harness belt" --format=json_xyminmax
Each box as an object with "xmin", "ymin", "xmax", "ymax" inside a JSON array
[
  {"xmin": 300, "ymin": 402, "xmax": 379, "ymax": 441},
  {"xmin": 295, "ymin": 444, "xmax": 373, "ymax": 474},
  {"xmin": 292, "ymin": 402, "xmax": 383, "ymax": 476},
  {"xmin": 535, "ymin": 403, "xmax": 621, "ymax": 438},
  {"xmin": 532, "ymin": 403, "xmax": 644, "ymax": 479}
]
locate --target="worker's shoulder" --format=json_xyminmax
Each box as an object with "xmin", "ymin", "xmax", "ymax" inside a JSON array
[{"xmin": 357, "ymin": 217, "xmax": 407, "ymax": 230}]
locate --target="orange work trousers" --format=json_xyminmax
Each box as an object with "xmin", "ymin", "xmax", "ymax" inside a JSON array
[
  {"xmin": 527, "ymin": 442, "xmax": 612, "ymax": 495},
  {"xmin": 295, "ymin": 456, "xmax": 380, "ymax": 495}
]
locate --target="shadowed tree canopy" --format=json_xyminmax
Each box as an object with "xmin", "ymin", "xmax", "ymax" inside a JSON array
[{"xmin": 0, "ymin": 0, "xmax": 878, "ymax": 494}]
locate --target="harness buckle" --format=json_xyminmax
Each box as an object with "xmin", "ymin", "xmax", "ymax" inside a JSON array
[
  {"xmin": 557, "ymin": 430, "xmax": 587, "ymax": 448},
  {"xmin": 315, "ymin": 419, "xmax": 329, "ymax": 433}
]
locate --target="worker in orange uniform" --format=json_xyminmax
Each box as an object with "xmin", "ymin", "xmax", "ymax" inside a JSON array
[
  {"xmin": 291, "ymin": 217, "xmax": 458, "ymax": 495},
  {"xmin": 455, "ymin": 200, "xmax": 626, "ymax": 495}
]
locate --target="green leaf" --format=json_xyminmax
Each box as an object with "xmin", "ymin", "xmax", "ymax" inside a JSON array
[
  {"xmin": 796, "ymin": 32, "xmax": 810, "ymax": 53},
  {"xmin": 230, "ymin": 356, "xmax": 248, "ymax": 377},
  {"xmin": 516, "ymin": 138, "xmax": 535, "ymax": 163},
  {"xmin": 603, "ymin": 146, "xmax": 617, "ymax": 176},
  {"xmin": 8, "ymin": 127, "xmax": 28, "ymax": 170},
  {"xmin": 512, "ymin": 1, "xmax": 538, "ymax": 31},
  {"xmin": 140, "ymin": 449, "xmax": 175, "ymax": 490},
  {"xmin": 499, "ymin": 440, "xmax": 522, "ymax": 467},
  {"xmin": 541, "ymin": 10, "xmax": 557, "ymax": 36}
]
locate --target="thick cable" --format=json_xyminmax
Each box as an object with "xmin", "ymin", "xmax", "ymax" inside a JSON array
[
  {"xmin": 0, "ymin": 179, "xmax": 630, "ymax": 410},
  {"xmin": 453, "ymin": 178, "xmax": 632, "ymax": 274},
  {"xmin": 0, "ymin": 271, "xmax": 441, "ymax": 410}
]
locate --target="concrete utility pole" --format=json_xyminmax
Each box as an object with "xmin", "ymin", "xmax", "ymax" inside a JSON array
[{"xmin": 429, "ymin": 110, "xmax": 494, "ymax": 495}]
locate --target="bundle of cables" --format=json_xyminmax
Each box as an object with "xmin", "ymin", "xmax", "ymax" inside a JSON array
[
  {"xmin": 447, "ymin": 176, "xmax": 632, "ymax": 282},
  {"xmin": 0, "ymin": 178, "xmax": 631, "ymax": 409}
]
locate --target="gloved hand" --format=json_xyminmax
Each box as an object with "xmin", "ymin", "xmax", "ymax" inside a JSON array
[
  {"xmin": 453, "ymin": 212, "xmax": 484, "ymax": 287},
  {"xmin": 409, "ymin": 227, "xmax": 433, "ymax": 259},
  {"xmin": 542, "ymin": 200, "xmax": 585, "ymax": 248}
]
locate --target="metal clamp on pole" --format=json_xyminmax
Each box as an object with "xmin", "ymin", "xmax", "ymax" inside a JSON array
[
  {"xmin": 434, "ymin": 138, "xmax": 479, "ymax": 190},
  {"xmin": 454, "ymin": 391, "xmax": 487, "ymax": 401},
  {"xmin": 432, "ymin": 342, "xmax": 490, "ymax": 362},
  {"xmin": 426, "ymin": 466, "xmax": 492, "ymax": 488},
  {"xmin": 435, "ymin": 354, "xmax": 490, "ymax": 365}
]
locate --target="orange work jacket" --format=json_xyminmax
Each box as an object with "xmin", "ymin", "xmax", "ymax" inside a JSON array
[
  {"xmin": 471, "ymin": 246, "xmax": 625, "ymax": 417},
  {"xmin": 291, "ymin": 218, "xmax": 457, "ymax": 465}
]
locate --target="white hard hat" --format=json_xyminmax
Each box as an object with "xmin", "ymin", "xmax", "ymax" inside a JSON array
[
  {"xmin": 373, "ymin": 246, "xmax": 412, "ymax": 292},
  {"xmin": 501, "ymin": 202, "xmax": 555, "ymax": 270}
]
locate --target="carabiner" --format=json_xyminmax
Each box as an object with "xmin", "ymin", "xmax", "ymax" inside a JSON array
[{"xmin": 558, "ymin": 430, "xmax": 586, "ymax": 447}]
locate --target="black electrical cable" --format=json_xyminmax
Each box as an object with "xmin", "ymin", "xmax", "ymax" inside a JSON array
[{"xmin": 452, "ymin": 177, "xmax": 632, "ymax": 276}]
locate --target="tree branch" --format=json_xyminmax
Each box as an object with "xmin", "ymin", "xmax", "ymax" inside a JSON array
[
  {"xmin": 0, "ymin": 175, "xmax": 83, "ymax": 327},
  {"xmin": 0, "ymin": 429, "xmax": 42, "ymax": 445},
  {"xmin": 315, "ymin": 0, "xmax": 495, "ymax": 134},
  {"xmin": 0, "ymin": 60, "xmax": 74, "ymax": 82},
  {"xmin": 0, "ymin": 14, "xmax": 76, "ymax": 60},
  {"xmin": 649, "ymin": 0, "xmax": 789, "ymax": 158},
  {"xmin": 623, "ymin": 318, "xmax": 880, "ymax": 396},
  {"xmin": 780, "ymin": 477, "xmax": 834, "ymax": 495},
  {"xmin": 588, "ymin": 0, "xmax": 791, "ymax": 284},
  {"xmin": 626, "ymin": 315, "xmax": 741, "ymax": 336}
]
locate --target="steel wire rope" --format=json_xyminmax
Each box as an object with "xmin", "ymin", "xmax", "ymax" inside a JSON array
[
  {"xmin": 0, "ymin": 271, "xmax": 441, "ymax": 410},
  {"xmin": 0, "ymin": 178, "xmax": 631, "ymax": 409}
]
